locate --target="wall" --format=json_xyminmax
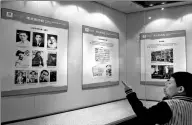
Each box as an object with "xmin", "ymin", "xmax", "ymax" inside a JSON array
[
  {"xmin": 126, "ymin": 4, "xmax": 192, "ymax": 100},
  {"xmin": 1, "ymin": 1, "xmax": 127, "ymax": 122}
]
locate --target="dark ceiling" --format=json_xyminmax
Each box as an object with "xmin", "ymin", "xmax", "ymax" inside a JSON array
[
  {"xmin": 133, "ymin": 1, "xmax": 184, "ymax": 8},
  {"xmin": 96, "ymin": 1, "xmax": 192, "ymax": 14}
]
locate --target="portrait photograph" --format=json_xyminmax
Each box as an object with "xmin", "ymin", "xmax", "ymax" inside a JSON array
[
  {"xmin": 16, "ymin": 30, "xmax": 31, "ymax": 47},
  {"xmin": 32, "ymin": 32, "xmax": 45, "ymax": 48},
  {"xmin": 15, "ymin": 70, "xmax": 27, "ymax": 85},
  {"xmin": 47, "ymin": 34, "xmax": 57, "ymax": 49},
  {"xmin": 32, "ymin": 50, "xmax": 44, "ymax": 67},
  {"xmin": 27, "ymin": 70, "xmax": 38, "ymax": 84},
  {"xmin": 39, "ymin": 70, "xmax": 50, "ymax": 83}
]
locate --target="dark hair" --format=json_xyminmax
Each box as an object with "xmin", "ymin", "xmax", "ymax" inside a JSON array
[
  {"xmin": 30, "ymin": 71, "xmax": 37, "ymax": 75},
  {"xmin": 19, "ymin": 31, "xmax": 27, "ymax": 35},
  {"xmin": 171, "ymin": 72, "xmax": 192, "ymax": 97},
  {"xmin": 41, "ymin": 70, "xmax": 49, "ymax": 75},
  {"xmin": 16, "ymin": 50, "xmax": 24, "ymax": 56},
  {"xmin": 35, "ymin": 51, "xmax": 41, "ymax": 56},
  {"xmin": 17, "ymin": 71, "xmax": 23, "ymax": 75}
]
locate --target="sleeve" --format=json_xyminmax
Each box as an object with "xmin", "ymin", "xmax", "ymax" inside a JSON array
[
  {"xmin": 162, "ymin": 96, "xmax": 169, "ymax": 100},
  {"xmin": 126, "ymin": 92, "xmax": 172, "ymax": 124}
]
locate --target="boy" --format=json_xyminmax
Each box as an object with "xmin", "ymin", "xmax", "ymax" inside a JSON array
[{"xmin": 122, "ymin": 72, "xmax": 192, "ymax": 125}]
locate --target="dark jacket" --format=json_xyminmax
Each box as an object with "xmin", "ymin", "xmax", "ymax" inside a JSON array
[
  {"xmin": 32, "ymin": 41, "xmax": 44, "ymax": 47},
  {"xmin": 125, "ymin": 90, "xmax": 192, "ymax": 125},
  {"xmin": 32, "ymin": 56, "xmax": 44, "ymax": 66},
  {"xmin": 126, "ymin": 90, "xmax": 172, "ymax": 125}
]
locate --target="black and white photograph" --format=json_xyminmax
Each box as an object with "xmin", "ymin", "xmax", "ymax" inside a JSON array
[
  {"xmin": 50, "ymin": 70, "xmax": 57, "ymax": 82},
  {"xmin": 47, "ymin": 52, "xmax": 57, "ymax": 67},
  {"xmin": 15, "ymin": 49, "xmax": 30, "ymax": 68},
  {"xmin": 106, "ymin": 64, "xmax": 112, "ymax": 77},
  {"xmin": 39, "ymin": 70, "xmax": 49, "ymax": 83},
  {"xmin": 16, "ymin": 30, "xmax": 31, "ymax": 47},
  {"xmin": 15, "ymin": 70, "xmax": 27, "ymax": 85},
  {"xmin": 151, "ymin": 48, "xmax": 173, "ymax": 63},
  {"xmin": 32, "ymin": 32, "xmax": 45, "ymax": 47},
  {"xmin": 151, "ymin": 65, "xmax": 173, "ymax": 79},
  {"xmin": 27, "ymin": 70, "xmax": 38, "ymax": 84},
  {"xmin": 47, "ymin": 34, "xmax": 57, "ymax": 49},
  {"xmin": 32, "ymin": 50, "xmax": 44, "ymax": 67}
]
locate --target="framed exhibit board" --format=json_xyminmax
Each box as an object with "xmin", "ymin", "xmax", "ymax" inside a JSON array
[
  {"xmin": 82, "ymin": 25, "xmax": 119, "ymax": 89},
  {"xmin": 1, "ymin": 8, "xmax": 69, "ymax": 97},
  {"xmin": 140, "ymin": 30, "xmax": 186, "ymax": 86}
]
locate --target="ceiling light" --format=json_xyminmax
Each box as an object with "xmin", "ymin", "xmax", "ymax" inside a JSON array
[{"xmin": 149, "ymin": 4, "xmax": 153, "ymax": 6}]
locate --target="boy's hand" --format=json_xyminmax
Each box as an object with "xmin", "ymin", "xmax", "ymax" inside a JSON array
[
  {"xmin": 122, "ymin": 81, "xmax": 133, "ymax": 94},
  {"xmin": 122, "ymin": 81, "xmax": 132, "ymax": 91}
]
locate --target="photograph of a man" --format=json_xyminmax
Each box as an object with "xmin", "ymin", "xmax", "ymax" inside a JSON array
[
  {"xmin": 27, "ymin": 70, "xmax": 38, "ymax": 83},
  {"xmin": 32, "ymin": 50, "xmax": 44, "ymax": 67},
  {"xmin": 15, "ymin": 70, "xmax": 26, "ymax": 84},
  {"xmin": 32, "ymin": 32, "xmax": 45, "ymax": 47},
  {"xmin": 39, "ymin": 70, "xmax": 49, "ymax": 83},
  {"xmin": 47, "ymin": 53, "xmax": 57, "ymax": 66},
  {"xmin": 16, "ymin": 30, "xmax": 30, "ymax": 46},
  {"xmin": 47, "ymin": 34, "xmax": 57, "ymax": 49},
  {"xmin": 15, "ymin": 49, "xmax": 30, "ymax": 67}
]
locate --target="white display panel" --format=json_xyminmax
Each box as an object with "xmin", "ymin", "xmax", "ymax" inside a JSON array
[
  {"xmin": 140, "ymin": 30, "xmax": 186, "ymax": 86},
  {"xmin": 1, "ymin": 8, "xmax": 68, "ymax": 96},
  {"xmin": 82, "ymin": 25, "xmax": 119, "ymax": 89}
]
